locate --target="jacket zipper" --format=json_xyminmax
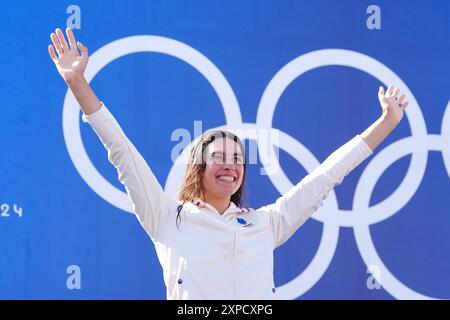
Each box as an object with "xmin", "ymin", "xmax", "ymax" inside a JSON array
[{"xmin": 231, "ymin": 230, "xmax": 237, "ymax": 299}]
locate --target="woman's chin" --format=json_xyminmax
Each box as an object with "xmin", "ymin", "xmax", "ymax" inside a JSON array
[{"xmin": 213, "ymin": 186, "xmax": 237, "ymax": 198}]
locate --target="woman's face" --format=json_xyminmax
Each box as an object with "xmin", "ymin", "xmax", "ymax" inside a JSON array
[{"xmin": 201, "ymin": 137, "xmax": 244, "ymax": 201}]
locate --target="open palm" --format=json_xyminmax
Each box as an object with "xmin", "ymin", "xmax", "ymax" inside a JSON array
[
  {"xmin": 378, "ymin": 85, "xmax": 409, "ymax": 124},
  {"xmin": 48, "ymin": 28, "xmax": 88, "ymax": 83}
]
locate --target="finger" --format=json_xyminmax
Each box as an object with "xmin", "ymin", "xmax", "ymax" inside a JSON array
[
  {"xmin": 77, "ymin": 41, "xmax": 88, "ymax": 59},
  {"xmin": 378, "ymin": 86, "xmax": 385, "ymax": 96},
  {"xmin": 387, "ymin": 85, "xmax": 394, "ymax": 96},
  {"xmin": 401, "ymin": 101, "xmax": 409, "ymax": 109},
  {"xmin": 393, "ymin": 87, "xmax": 400, "ymax": 99},
  {"xmin": 398, "ymin": 94, "xmax": 406, "ymax": 104},
  {"xmin": 48, "ymin": 44, "xmax": 58, "ymax": 61},
  {"xmin": 66, "ymin": 27, "xmax": 77, "ymax": 50},
  {"xmin": 56, "ymin": 28, "xmax": 69, "ymax": 51},
  {"xmin": 50, "ymin": 33, "xmax": 63, "ymax": 56}
]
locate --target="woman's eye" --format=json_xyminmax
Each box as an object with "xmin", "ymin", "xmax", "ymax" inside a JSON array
[{"xmin": 212, "ymin": 154, "xmax": 224, "ymax": 162}]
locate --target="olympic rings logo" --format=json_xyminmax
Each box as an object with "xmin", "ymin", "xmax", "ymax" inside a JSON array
[{"xmin": 62, "ymin": 35, "xmax": 450, "ymax": 300}]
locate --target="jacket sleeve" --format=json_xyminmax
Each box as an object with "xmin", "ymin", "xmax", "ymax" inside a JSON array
[
  {"xmin": 82, "ymin": 103, "xmax": 174, "ymax": 241},
  {"xmin": 258, "ymin": 134, "xmax": 373, "ymax": 249}
]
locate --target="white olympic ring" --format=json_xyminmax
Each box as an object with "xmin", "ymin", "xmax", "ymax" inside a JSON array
[{"xmin": 62, "ymin": 36, "xmax": 450, "ymax": 300}]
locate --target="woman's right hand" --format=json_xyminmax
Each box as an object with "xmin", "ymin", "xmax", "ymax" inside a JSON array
[{"xmin": 49, "ymin": 28, "xmax": 88, "ymax": 84}]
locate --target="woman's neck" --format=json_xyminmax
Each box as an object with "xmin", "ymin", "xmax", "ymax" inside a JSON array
[{"xmin": 203, "ymin": 194, "xmax": 231, "ymax": 215}]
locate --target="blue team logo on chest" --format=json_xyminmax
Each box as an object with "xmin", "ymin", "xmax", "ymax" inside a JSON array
[{"xmin": 236, "ymin": 217, "xmax": 254, "ymax": 228}]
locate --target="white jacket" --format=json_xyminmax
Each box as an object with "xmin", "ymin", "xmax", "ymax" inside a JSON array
[{"xmin": 82, "ymin": 103, "xmax": 373, "ymax": 300}]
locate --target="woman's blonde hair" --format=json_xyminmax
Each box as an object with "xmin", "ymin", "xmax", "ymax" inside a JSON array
[{"xmin": 176, "ymin": 130, "xmax": 247, "ymax": 228}]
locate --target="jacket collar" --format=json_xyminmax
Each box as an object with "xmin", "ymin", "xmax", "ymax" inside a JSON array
[{"xmin": 191, "ymin": 198, "xmax": 248, "ymax": 216}]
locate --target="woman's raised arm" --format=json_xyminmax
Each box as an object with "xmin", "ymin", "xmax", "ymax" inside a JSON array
[
  {"xmin": 259, "ymin": 86, "xmax": 408, "ymax": 248},
  {"xmin": 49, "ymin": 27, "xmax": 176, "ymax": 241}
]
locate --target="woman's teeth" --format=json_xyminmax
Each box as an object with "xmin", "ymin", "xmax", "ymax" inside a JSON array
[{"xmin": 217, "ymin": 175, "xmax": 235, "ymax": 182}]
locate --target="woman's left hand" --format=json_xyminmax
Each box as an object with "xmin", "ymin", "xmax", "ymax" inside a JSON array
[{"xmin": 378, "ymin": 85, "xmax": 409, "ymax": 124}]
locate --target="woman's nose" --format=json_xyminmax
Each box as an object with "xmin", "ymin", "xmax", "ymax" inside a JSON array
[{"xmin": 222, "ymin": 161, "xmax": 235, "ymax": 169}]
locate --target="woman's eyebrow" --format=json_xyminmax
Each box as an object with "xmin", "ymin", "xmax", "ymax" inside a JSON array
[{"xmin": 210, "ymin": 151, "xmax": 243, "ymax": 157}]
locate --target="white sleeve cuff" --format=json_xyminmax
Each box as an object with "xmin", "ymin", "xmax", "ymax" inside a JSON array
[{"xmin": 81, "ymin": 102, "xmax": 106, "ymax": 123}]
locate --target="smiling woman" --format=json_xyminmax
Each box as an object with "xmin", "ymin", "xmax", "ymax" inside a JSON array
[{"xmin": 48, "ymin": 27, "xmax": 409, "ymax": 300}]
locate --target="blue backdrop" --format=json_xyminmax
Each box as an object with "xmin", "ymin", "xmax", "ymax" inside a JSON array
[{"xmin": 0, "ymin": 0, "xmax": 449, "ymax": 299}]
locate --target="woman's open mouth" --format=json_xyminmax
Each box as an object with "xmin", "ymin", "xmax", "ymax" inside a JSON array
[{"xmin": 216, "ymin": 174, "xmax": 237, "ymax": 185}]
